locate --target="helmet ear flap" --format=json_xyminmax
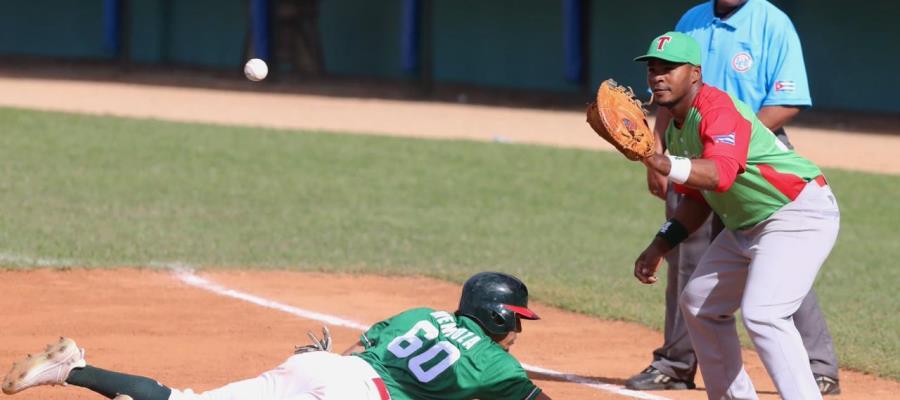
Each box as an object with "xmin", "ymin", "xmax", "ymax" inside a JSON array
[
  {"xmin": 490, "ymin": 310, "xmax": 506, "ymax": 327},
  {"xmin": 489, "ymin": 307, "xmax": 518, "ymax": 334}
]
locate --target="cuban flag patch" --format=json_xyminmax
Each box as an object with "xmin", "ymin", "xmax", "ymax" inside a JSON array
[
  {"xmin": 775, "ymin": 80, "xmax": 796, "ymax": 92},
  {"xmin": 713, "ymin": 132, "xmax": 736, "ymax": 145}
]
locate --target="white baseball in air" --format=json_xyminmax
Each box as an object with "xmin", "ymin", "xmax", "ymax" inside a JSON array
[{"xmin": 244, "ymin": 58, "xmax": 268, "ymax": 81}]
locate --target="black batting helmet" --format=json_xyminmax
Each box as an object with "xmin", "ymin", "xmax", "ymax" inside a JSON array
[{"xmin": 456, "ymin": 272, "xmax": 540, "ymax": 336}]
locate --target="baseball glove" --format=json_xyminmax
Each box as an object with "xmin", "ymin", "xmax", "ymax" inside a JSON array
[
  {"xmin": 585, "ymin": 79, "xmax": 655, "ymax": 161},
  {"xmin": 294, "ymin": 325, "xmax": 333, "ymax": 354}
]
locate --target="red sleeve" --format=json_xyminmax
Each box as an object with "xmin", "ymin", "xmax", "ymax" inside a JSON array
[
  {"xmin": 673, "ymin": 183, "xmax": 707, "ymax": 205},
  {"xmin": 698, "ymin": 106, "xmax": 751, "ymax": 192}
]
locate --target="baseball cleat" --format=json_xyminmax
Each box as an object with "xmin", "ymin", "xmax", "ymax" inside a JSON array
[
  {"xmin": 625, "ymin": 366, "xmax": 696, "ymax": 390},
  {"xmin": 1, "ymin": 337, "xmax": 86, "ymax": 394},
  {"xmin": 815, "ymin": 374, "xmax": 841, "ymax": 396}
]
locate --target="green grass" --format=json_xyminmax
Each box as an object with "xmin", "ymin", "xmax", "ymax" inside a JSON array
[{"xmin": 0, "ymin": 107, "xmax": 897, "ymax": 379}]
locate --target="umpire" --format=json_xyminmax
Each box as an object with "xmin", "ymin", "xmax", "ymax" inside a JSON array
[{"xmin": 630, "ymin": 0, "xmax": 841, "ymax": 395}]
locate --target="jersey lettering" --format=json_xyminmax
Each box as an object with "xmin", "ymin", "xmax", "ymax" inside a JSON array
[
  {"xmin": 431, "ymin": 311, "xmax": 482, "ymax": 350},
  {"xmin": 408, "ymin": 341, "xmax": 461, "ymax": 383},
  {"xmin": 387, "ymin": 320, "xmax": 438, "ymax": 358},
  {"xmin": 386, "ymin": 319, "xmax": 462, "ymax": 383}
]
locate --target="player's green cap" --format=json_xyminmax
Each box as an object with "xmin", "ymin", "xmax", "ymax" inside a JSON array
[{"xmin": 633, "ymin": 32, "xmax": 702, "ymax": 66}]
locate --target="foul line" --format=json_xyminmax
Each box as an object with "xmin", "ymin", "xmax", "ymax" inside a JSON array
[
  {"xmin": 172, "ymin": 267, "xmax": 369, "ymax": 331},
  {"xmin": 0, "ymin": 253, "xmax": 669, "ymax": 400},
  {"xmin": 172, "ymin": 267, "xmax": 670, "ymax": 400}
]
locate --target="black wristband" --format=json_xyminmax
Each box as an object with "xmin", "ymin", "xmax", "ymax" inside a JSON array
[{"xmin": 656, "ymin": 219, "xmax": 689, "ymax": 248}]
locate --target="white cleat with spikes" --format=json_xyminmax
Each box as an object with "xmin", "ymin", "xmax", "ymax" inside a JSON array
[{"xmin": 2, "ymin": 337, "xmax": 86, "ymax": 395}]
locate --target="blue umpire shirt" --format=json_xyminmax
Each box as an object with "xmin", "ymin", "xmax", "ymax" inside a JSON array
[{"xmin": 675, "ymin": 0, "xmax": 812, "ymax": 112}]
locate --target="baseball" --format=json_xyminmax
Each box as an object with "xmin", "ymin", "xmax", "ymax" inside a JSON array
[{"xmin": 244, "ymin": 58, "xmax": 268, "ymax": 82}]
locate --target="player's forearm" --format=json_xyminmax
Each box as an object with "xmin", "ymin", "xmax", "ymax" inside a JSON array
[
  {"xmin": 671, "ymin": 196, "xmax": 712, "ymax": 233},
  {"xmin": 757, "ymin": 105, "xmax": 801, "ymax": 132},
  {"xmin": 341, "ymin": 341, "xmax": 365, "ymax": 356},
  {"xmin": 648, "ymin": 196, "xmax": 711, "ymax": 253},
  {"xmin": 643, "ymin": 154, "xmax": 720, "ymax": 191}
]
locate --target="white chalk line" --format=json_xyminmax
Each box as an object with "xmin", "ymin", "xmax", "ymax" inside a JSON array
[
  {"xmin": 172, "ymin": 268, "xmax": 370, "ymax": 331},
  {"xmin": 0, "ymin": 253, "xmax": 670, "ymax": 400},
  {"xmin": 171, "ymin": 267, "xmax": 670, "ymax": 400}
]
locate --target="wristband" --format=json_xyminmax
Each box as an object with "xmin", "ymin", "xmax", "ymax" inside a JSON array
[
  {"xmin": 666, "ymin": 155, "xmax": 692, "ymax": 184},
  {"xmin": 656, "ymin": 219, "xmax": 689, "ymax": 248}
]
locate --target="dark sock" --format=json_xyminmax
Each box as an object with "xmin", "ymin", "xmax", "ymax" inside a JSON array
[{"xmin": 66, "ymin": 365, "xmax": 172, "ymax": 400}]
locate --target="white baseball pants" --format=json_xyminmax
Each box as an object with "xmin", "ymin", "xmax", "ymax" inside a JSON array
[
  {"xmin": 680, "ymin": 180, "xmax": 839, "ymax": 400},
  {"xmin": 168, "ymin": 352, "xmax": 389, "ymax": 400}
]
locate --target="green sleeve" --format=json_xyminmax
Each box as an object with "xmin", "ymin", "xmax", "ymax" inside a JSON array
[{"xmin": 360, "ymin": 319, "xmax": 389, "ymax": 348}]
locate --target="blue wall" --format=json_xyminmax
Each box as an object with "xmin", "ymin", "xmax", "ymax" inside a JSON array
[
  {"xmin": 0, "ymin": 0, "xmax": 246, "ymax": 67},
  {"xmin": 129, "ymin": 0, "xmax": 246, "ymax": 67},
  {"xmin": 0, "ymin": 0, "xmax": 109, "ymax": 59},
  {"xmin": 431, "ymin": 0, "xmax": 580, "ymax": 92},
  {"xmin": 319, "ymin": 0, "xmax": 407, "ymax": 79},
  {"xmin": 164, "ymin": 0, "xmax": 246, "ymax": 67},
  {"xmin": 790, "ymin": 0, "xmax": 900, "ymax": 112},
  {"xmin": 0, "ymin": 0, "xmax": 896, "ymax": 113},
  {"xmin": 318, "ymin": 0, "xmax": 583, "ymax": 91},
  {"xmin": 129, "ymin": 0, "xmax": 168, "ymax": 64}
]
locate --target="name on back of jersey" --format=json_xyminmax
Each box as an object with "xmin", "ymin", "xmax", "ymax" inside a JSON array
[{"xmin": 431, "ymin": 311, "xmax": 483, "ymax": 350}]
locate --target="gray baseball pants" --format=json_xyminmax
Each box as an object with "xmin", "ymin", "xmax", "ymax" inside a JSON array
[
  {"xmin": 681, "ymin": 181, "xmax": 839, "ymax": 399},
  {"xmin": 650, "ymin": 187, "xmax": 840, "ymax": 384}
]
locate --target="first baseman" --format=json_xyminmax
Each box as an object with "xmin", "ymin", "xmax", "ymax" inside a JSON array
[
  {"xmin": 633, "ymin": 0, "xmax": 841, "ymax": 394},
  {"xmin": 634, "ymin": 32, "xmax": 839, "ymax": 399},
  {"xmin": 2, "ymin": 272, "xmax": 550, "ymax": 400}
]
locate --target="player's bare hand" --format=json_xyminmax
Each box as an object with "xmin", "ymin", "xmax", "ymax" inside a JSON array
[
  {"xmin": 634, "ymin": 242, "xmax": 666, "ymax": 284},
  {"xmin": 646, "ymin": 167, "xmax": 668, "ymax": 200}
]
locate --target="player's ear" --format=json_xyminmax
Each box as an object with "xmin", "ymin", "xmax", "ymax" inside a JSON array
[{"xmin": 691, "ymin": 65, "xmax": 702, "ymax": 84}]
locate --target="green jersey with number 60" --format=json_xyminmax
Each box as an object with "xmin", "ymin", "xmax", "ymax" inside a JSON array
[{"xmin": 354, "ymin": 307, "xmax": 542, "ymax": 400}]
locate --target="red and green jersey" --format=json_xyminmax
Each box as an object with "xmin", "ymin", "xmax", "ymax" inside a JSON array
[
  {"xmin": 666, "ymin": 84, "xmax": 823, "ymax": 230},
  {"xmin": 355, "ymin": 307, "xmax": 541, "ymax": 400}
]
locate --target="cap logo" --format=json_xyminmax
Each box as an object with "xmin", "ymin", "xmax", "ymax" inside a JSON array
[
  {"xmin": 732, "ymin": 52, "xmax": 753, "ymax": 72},
  {"xmin": 656, "ymin": 36, "xmax": 672, "ymax": 51}
]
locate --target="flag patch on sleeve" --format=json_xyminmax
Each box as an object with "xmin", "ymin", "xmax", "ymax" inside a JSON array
[
  {"xmin": 774, "ymin": 80, "xmax": 796, "ymax": 92},
  {"xmin": 713, "ymin": 132, "xmax": 736, "ymax": 145}
]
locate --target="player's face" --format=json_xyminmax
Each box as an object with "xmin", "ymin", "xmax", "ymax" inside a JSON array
[
  {"xmin": 715, "ymin": 0, "xmax": 748, "ymax": 11},
  {"xmin": 498, "ymin": 331, "xmax": 518, "ymax": 351},
  {"xmin": 494, "ymin": 317, "xmax": 523, "ymax": 351},
  {"xmin": 647, "ymin": 59, "xmax": 696, "ymax": 108}
]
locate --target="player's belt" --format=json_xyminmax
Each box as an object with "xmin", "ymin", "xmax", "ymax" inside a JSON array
[{"xmin": 372, "ymin": 378, "xmax": 391, "ymax": 400}]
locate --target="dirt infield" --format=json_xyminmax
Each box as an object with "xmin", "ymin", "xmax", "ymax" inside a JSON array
[
  {"xmin": 2, "ymin": 268, "xmax": 899, "ymax": 400},
  {"xmin": 1, "ymin": 76, "xmax": 899, "ymax": 399}
]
